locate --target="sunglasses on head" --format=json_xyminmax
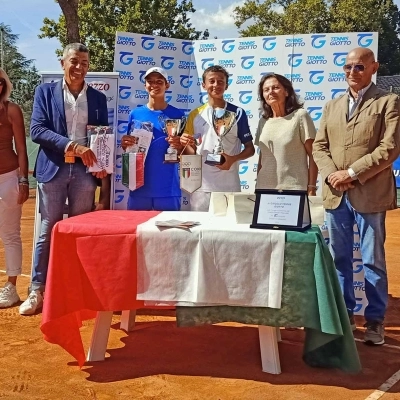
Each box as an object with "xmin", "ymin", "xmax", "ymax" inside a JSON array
[
  {"xmin": 0, "ymin": 78, "xmax": 5, "ymax": 86},
  {"xmin": 343, "ymin": 64, "xmax": 367, "ymax": 73}
]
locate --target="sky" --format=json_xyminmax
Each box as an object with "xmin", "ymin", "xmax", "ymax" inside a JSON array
[
  {"xmin": 0, "ymin": 0, "xmax": 245, "ymax": 72},
  {"xmin": 1, "ymin": 0, "xmax": 400, "ymax": 72}
]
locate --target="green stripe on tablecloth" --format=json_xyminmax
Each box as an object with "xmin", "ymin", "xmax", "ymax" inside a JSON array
[{"xmin": 176, "ymin": 227, "xmax": 361, "ymax": 373}]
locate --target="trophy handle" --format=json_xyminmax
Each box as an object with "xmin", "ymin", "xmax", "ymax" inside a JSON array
[
  {"xmin": 179, "ymin": 116, "xmax": 187, "ymax": 136},
  {"xmin": 158, "ymin": 115, "xmax": 166, "ymax": 134}
]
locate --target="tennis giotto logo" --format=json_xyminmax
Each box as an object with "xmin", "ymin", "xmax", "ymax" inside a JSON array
[
  {"xmin": 259, "ymin": 57, "xmax": 278, "ymax": 66},
  {"xmin": 119, "ymin": 52, "xmax": 134, "ymax": 65},
  {"xmin": 179, "ymin": 75, "xmax": 193, "ymax": 88},
  {"xmin": 199, "ymin": 43, "xmax": 217, "ymax": 52},
  {"xmin": 306, "ymin": 55, "xmax": 327, "ymax": 65},
  {"xmin": 309, "ymin": 71, "xmax": 325, "ymax": 85},
  {"xmin": 307, "ymin": 106, "xmax": 323, "ymax": 121},
  {"xmin": 284, "ymin": 73, "xmax": 303, "ymax": 82},
  {"xmin": 357, "ymin": 33, "xmax": 373, "ymax": 47},
  {"xmin": 182, "ymin": 41, "xmax": 194, "ymax": 55},
  {"xmin": 141, "ymin": 36, "xmax": 155, "ymax": 50},
  {"xmin": 288, "ymin": 54, "xmax": 303, "ymax": 67},
  {"xmin": 117, "ymin": 35, "xmax": 136, "ymax": 46},
  {"xmin": 262, "ymin": 37, "xmax": 277, "ymax": 51},
  {"xmin": 222, "ymin": 39, "xmax": 236, "ymax": 53},
  {"xmin": 333, "ymin": 52, "xmax": 348, "ymax": 67},
  {"xmin": 160, "ymin": 56, "xmax": 175, "ymax": 70},
  {"xmin": 218, "ymin": 59, "xmax": 236, "ymax": 69},
  {"xmin": 330, "ymin": 36, "xmax": 352, "ymax": 46},
  {"xmin": 285, "ymin": 38, "xmax": 305, "ymax": 47},
  {"xmin": 158, "ymin": 40, "xmax": 177, "ymax": 51},
  {"xmin": 238, "ymin": 40, "xmax": 257, "ymax": 50},
  {"xmin": 311, "ymin": 34, "xmax": 326, "ymax": 49}
]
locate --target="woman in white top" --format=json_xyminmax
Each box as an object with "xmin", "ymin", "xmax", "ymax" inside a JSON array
[{"xmin": 255, "ymin": 73, "xmax": 318, "ymax": 195}]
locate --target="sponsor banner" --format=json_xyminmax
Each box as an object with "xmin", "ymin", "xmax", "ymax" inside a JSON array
[{"xmin": 113, "ymin": 30, "xmax": 377, "ymax": 205}]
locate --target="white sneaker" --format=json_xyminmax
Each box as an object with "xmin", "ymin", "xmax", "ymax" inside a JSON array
[
  {"xmin": 0, "ymin": 282, "xmax": 20, "ymax": 308},
  {"xmin": 19, "ymin": 290, "xmax": 43, "ymax": 315}
]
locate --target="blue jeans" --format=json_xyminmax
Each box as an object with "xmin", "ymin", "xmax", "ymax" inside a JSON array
[
  {"xmin": 326, "ymin": 194, "xmax": 388, "ymax": 322},
  {"xmin": 31, "ymin": 162, "xmax": 97, "ymax": 292}
]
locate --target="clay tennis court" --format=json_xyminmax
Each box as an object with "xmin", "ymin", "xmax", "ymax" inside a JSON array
[{"xmin": 0, "ymin": 193, "xmax": 399, "ymax": 400}]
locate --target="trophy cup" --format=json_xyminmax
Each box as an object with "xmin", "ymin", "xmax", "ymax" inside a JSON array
[
  {"xmin": 205, "ymin": 107, "xmax": 241, "ymax": 166},
  {"xmin": 160, "ymin": 116, "xmax": 187, "ymax": 163}
]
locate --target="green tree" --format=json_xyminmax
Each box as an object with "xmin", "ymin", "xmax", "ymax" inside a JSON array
[
  {"xmin": 0, "ymin": 24, "xmax": 40, "ymax": 135},
  {"xmin": 39, "ymin": 0, "xmax": 209, "ymax": 72},
  {"xmin": 234, "ymin": 0, "xmax": 400, "ymax": 75}
]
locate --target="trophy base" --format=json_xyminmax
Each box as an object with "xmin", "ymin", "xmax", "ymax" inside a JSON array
[
  {"xmin": 164, "ymin": 154, "xmax": 180, "ymax": 164},
  {"xmin": 205, "ymin": 153, "xmax": 225, "ymax": 166}
]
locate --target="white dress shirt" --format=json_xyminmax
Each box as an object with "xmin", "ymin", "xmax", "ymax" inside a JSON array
[{"xmin": 63, "ymin": 79, "xmax": 89, "ymax": 152}]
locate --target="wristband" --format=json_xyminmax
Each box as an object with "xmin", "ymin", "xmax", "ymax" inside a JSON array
[
  {"xmin": 307, "ymin": 185, "xmax": 317, "ymax": 189},
  {"xmin": 18, "ymin": 177, "xmax": 29, "ymax": 184}
]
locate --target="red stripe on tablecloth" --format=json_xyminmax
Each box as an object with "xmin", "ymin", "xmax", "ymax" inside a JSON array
[{"xmin": 40, "ymin": 210, "xmax": 161, "ymax": 367}]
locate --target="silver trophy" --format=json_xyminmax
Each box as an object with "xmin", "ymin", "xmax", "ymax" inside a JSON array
[
  {"xmin": 205, "ymin": 107, "xmax": 242, "ymax": 166},
  {"xmin": 160, "ymin": 116, "xmax": 187, "ymax": 163}
]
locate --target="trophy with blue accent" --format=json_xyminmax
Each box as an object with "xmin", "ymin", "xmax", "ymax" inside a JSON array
[
  {"xmin": 159, "ymin": 116, "xmax": 187, "ymax": 163},
  {"xmin": 205, "ymin": 107, "xmax": 241, "ymax": 166}
]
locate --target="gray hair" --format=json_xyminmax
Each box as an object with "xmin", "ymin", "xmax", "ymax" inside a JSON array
[
  {"xmin": 62, "ymin": 43, "xmax": 89, "ymax": 59},
  {"xmin": 0, "ymin": 68, "xmax": 12, "ymax": 106}
]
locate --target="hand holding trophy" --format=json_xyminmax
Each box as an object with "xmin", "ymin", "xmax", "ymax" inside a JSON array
[
  {"xmin": 205, "ymin": 107, "xmax": 242, "ymax": 166},
  {"xmin": 160, "ymin": 116, "xmax": 187, "ymax": 163}
]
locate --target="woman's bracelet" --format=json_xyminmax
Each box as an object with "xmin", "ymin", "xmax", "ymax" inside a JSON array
[
  {"xmin": 18, "ymin": 182, "xmax": 29, "ymax": 186},
  {"xmin": 18, "ymin": 177, "xmax": 29, "ymax": 184},
  {"xmin": 307, "ymin": 185, "xmax": 317, "ymax": 189}
]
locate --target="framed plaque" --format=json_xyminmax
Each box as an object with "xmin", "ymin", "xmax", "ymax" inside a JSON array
[{"xmin": 250, "ymin": 189, "xmax": 311, "ymax": 231}]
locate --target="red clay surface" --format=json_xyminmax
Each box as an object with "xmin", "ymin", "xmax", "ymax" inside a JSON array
[{"xmin": 0, "ymin": 193, "xmax": 399, "ymax": 399}]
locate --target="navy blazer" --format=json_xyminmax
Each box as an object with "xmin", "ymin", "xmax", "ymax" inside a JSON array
[{"xmin": 30, "ymin": 80, "xmax": 108, "ymax": 183}]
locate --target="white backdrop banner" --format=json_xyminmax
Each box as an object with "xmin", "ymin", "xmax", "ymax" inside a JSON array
[{"xmin": 113, "ymin": 32, "xmax": 378, "ymax": 315}]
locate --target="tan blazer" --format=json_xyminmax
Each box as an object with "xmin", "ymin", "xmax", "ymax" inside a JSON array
[{"xmin": 313, "ymin": 83, "xmax": 400, "ymax": 213}]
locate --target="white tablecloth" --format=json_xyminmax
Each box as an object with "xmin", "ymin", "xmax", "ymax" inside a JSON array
[{"xmin": 136, "ymin": 212, "xmax": 285, "ymax": 308}]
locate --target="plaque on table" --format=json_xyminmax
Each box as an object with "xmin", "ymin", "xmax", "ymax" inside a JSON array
[{"xmin": 250, "ymin": 189, "xmax": 311, "ymax": 231}]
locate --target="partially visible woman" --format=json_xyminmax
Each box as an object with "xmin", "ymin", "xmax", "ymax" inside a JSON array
[
  {"xmin": 0, "ymin": 68, "xmax": 29, "ymax": 308},
  {"xmin": 255, "ymin": 73, "xmax": 318, "ymax": 195}
]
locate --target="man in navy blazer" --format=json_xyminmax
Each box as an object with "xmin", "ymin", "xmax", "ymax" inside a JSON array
[{"xmin": 20, "ymin": 43, "xmax": 109, "ymax": 315}]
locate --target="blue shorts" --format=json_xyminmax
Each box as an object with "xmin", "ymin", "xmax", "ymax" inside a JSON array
[{"xmin": 127, "ymin": 195, "xmax": 181, "ymax": 211}]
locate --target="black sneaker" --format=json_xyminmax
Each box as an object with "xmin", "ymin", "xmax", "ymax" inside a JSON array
[{"xmin": 364, "ymin": 321, "xmax": 385, "ymax": 345}]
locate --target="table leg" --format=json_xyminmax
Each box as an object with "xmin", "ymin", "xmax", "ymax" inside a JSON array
[
  {"xmin": 276, "ymin": 327, "xmax": 281, "ymax": 342},
  {"xmin": 120, "ymin": 310, "xmax": 136, "ymax": 332},
  {"xmin": 86, "ymin": 311, "xmax": 113, "ymax": 362},
  {"xmin": 258, "ymin": 325, "xmax": 281, "ymax": 374}
]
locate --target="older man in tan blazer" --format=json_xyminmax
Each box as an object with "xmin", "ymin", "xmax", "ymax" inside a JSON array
[{"xmin": 313, "ymin": 47, "xmax": 400, "ymax": 346}]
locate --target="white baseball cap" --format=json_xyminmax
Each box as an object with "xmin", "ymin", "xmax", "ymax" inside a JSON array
[{"xmin": 144, "ymin": 67, "xmax": 168, "ymax": 81}]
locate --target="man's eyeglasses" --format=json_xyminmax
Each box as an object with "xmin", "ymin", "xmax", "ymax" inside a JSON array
[
  {"xmin": 343, "ymin": 64, "xmax": 367, "ymax": 73},
  {"xmin": 0, "ymin": 78, "xmax": 5, "ymax": 86}
]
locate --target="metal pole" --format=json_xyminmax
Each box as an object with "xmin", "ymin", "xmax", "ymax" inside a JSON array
[{"xmin": 0, "ymin": 27, "xmax": 4, "ymax": 69}]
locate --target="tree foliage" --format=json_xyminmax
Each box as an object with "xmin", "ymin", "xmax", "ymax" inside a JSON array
[
  {"xmin": 234, "ymin": 0, "xmax": 400, "ymax": 75},
  {"xmin": 0, "ymin": 24, "xmax": 40, "ymax": 135},
  {"xmin": 39, "ymin": 0, "xmax": 209, "ymax": 72}
]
